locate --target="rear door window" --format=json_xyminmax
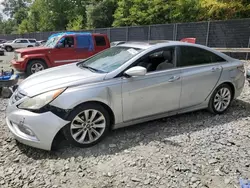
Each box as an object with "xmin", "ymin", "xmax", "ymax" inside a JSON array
[
  {"xmin": 21, "ymin": 40, "xmax": 29, "ymax": 43},
  {"xmin": 28, "ymin": 39, "xmax": 36, "ymax": 43},
  {"xmin": 94, "ymin": 36, "xmax": 106, "ymax": 46},
  {"xmin": 177, "ymin": 46, "xmax": 225, "ymax": 67}
]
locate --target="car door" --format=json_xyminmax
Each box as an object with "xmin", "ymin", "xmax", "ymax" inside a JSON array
[
  {"xmin": 75, "ymin": 35, "xmax": 95, "ymax": 61},
  {"xmin": 122, "ymin": 47, "xmax": 182, "ymax": 122},
  {"xmin": 21, "ymin": 39, "xmax": 29, "ymax": 48},
  {"xmin": 177, "ymin": 46, "xmax": 225, "ymax": 109},
  {"xmin": 12, "ymin": 39, "xmax": 22, "ymax": 49},
  {"xmin": 48, "ymin": 35, "xmax": 78, "ymax": 67}
]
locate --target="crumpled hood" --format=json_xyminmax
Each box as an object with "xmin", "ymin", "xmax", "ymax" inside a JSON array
[{"xmin": 18, "ymin": 63, "xmax": 106, "ymax": 97}]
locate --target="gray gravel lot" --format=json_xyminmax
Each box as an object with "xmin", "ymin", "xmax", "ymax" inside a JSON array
[
  {"xmin": 1, "ymin": 53, "xmax": 250, "ymax": 188},
  {"xmin": 0, "ymin": 52, "xmax": 14, "ymax": 69}
]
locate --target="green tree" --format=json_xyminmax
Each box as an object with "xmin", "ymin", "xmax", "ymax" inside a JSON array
[
  {"xmin": 0, "ymin": 19, "xmax": 16, "ymax": 34},
  {"xmin": 200, "ymin": 0, "xmax": 250, "ymax": 20},
  {"xmin": 169, "ymin": 0, "xmax": 202, "ymax": 22},
  {"xmin": 1, "ymin": 0, "xmax": 31, "ymax": 33},
  {"xmin": 67, "ymin": 15, "xmax": 84, "ymax": 31},
  {"xmin": 3, "ymin": 0, "xmax": 250, "ymax": 34},
  {"xmin": 113, "ymin": 0, "xmax": 170, "ymax": 27},
  {"xmin": 86, "ymin": 0, "xmax": 117, "ymax": 29}
]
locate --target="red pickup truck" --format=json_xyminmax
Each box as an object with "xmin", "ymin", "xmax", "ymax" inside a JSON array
[{"xmin": 12, "ymin": 32, "xmax": 110, "ymax": 75}]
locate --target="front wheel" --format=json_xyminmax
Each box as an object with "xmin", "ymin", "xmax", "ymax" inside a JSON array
[
  {"xmin": 208, "ymin": 84, "xmax": 233, "ymax": 114},
  {"xmin": 63, "ymin": 103, "xmax": 110, "ymax": 148},
  {"xmin": 26, "ymin": 60, "xmax": 47, "ymax": 76}
]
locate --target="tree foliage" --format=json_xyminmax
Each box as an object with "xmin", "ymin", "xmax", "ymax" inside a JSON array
[
  {"xmin": 86, "ymin": 0, "xmax": 117, "ymax": 29},
  {"xmin": 67, "ymin": 15, "xmax": 84, "ymax": 31},
  {"xmin": 0, "ymin": 0, "xmax": 250, "ymax": 34},
  {"xmin": 113, "ymin": 0, "xmax": 170, "ymax": 26}
]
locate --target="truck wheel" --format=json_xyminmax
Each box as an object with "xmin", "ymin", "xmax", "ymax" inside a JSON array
[
  {"xmin": 5, "ymin": 46, "xmax": 13, "ymax": 52},
  {"xmin": 27, "ymin": 60, "xmax": 47, "ymax": 76}
]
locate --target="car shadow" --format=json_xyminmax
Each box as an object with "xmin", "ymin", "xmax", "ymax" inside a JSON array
[{"xmin": 16, "ymin": 98, "xmax": 250, "ymax": 160}]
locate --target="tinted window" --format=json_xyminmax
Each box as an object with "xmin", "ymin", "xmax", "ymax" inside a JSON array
[
  {"xmin": 57, "ymin": 36, "xmax": 75, "ymax": 48},
  {"xmin": 64, "ymin": 37, "xmax": 74, "ymax": 48},
  {"xmin": 135, "ymin": 47, "xmax": 175, "ymax": 72},
  {"xmin": 177, "ymin": 46, "xmax": 225, "ymax": 67},
  {"xmin": 95, "ymin": 36, "xmax": 106, "ymax": 46},
  {"xmin": 28, "ymin": 39, "xmax": 36, "ymax": 43},
  {"xmin": 21, "ymin": 40, "xmax": 28, "ymax": 43}
]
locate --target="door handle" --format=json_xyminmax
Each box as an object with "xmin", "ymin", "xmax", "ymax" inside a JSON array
[
  {"xmin": 211, "ymin": 67, "xmax": 221, "ymax": 72},
  {"xmin": 168, "ymin": 76, "xmax": 180, "ymax": 82}
]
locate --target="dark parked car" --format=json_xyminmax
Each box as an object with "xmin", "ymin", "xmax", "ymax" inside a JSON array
[
  {"xmin": 0, "ymin": 48, "xmax": 4, "ymax": 56},
  {"xmin": 0, "ymin": 39, "xmax": 6, "ymax": 44},
  {"xmin": 0, "ymin": 39, "xmax": 7, "ymax": 49}
]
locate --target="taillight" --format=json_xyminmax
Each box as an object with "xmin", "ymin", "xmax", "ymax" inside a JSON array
[{"xmin": 237, "ymin": 65, "xmax": 245, "ymax": 73}]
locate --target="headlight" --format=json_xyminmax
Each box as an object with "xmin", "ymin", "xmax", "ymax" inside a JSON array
[
  {"xmin": 18, "ymin": 88, "xmax": 65, "ymax": 110},
  {"xmin": 17, "ymin": 53, "xmax": 24, "ymax": 61}
]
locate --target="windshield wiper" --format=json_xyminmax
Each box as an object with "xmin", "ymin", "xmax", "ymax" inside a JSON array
[{"xmin": 80, "ymin": 65, "xmax": 106, "ymax": 73}]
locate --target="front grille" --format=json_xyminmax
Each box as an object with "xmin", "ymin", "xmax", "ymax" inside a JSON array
[{"xmin": 11, "ymin": 90, "xmax": 25, "ymax": 104}]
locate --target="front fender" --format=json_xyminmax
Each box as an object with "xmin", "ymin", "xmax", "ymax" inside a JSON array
[
  {"xmin": 23, "ymin": 54, "xmax": 52, "ymax": 68},
  {"xmin": 50, "ymin": 79, "xmax": 123, "ymax": 124}
]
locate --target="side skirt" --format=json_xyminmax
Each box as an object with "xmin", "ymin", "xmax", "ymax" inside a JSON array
[{"xmin": 113, "ymin": 102, "xmax": 208, "ymax": 130}]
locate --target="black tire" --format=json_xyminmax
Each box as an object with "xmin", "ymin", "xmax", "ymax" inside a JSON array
[
  {"xmin": 63, "ymin": 103, "xmax": 110, "ymax": 148},
  {"xmin": 26, "ymin": 60, "xmax": 47, "ymax": 76},
  {"xmin": 1, "ymin": 88, "xmax": 13, "ymax": 98},
  {"xmin": 27, "ymin": 45, "xmax": 33, "ymax": 47},
  {"xmin": 208, "ymin": 84, "xmax": 233, "ymax": 114},
  {"xmin": 5, "ymin": 46, "xmax": 13, "ymax": 52}
]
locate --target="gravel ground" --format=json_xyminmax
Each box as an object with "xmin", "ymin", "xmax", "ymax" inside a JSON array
[{"xmin": 1, "ymin": 54, "xmax": 250, "ymax": 187}]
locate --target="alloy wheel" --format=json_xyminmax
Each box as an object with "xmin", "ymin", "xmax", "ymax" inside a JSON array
[
  {"xmin": 213, "ymin": 87, "xmax": 231, "ymax": 112},
  {"xmin": 70, "ymin": 109, "xmax": 106, "ymax": 144},
  {"xmin": 30, "ymin": 63, "xmax": 44, "ymax": 73}
]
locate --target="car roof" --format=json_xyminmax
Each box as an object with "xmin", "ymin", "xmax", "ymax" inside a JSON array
[
  {"xmin": 119, "ymin": 40, "xmax": 212, "ymax": 50},
  {"xmin": 48, "ymin": 32, "xmax": 91, "ymax": 39},
  {"xmin": 118, "ymin": 40, "xmax": 233, "ymax": 61},
  {"xmin": 118, "ymin": 40, "xmax": 187, "ymax": 49},
  {"xmin": 15, "ymin": 38, "xmax": 29, "ymax": 40}
]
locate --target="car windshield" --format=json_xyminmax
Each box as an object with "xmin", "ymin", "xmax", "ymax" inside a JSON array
[
  {"xmin": 44, "ymin": 36, "xmax": 61, "ymax": 48},
  {"xmin": 78, "ymin": 46, "xmax": 144, "ymax": 73}
]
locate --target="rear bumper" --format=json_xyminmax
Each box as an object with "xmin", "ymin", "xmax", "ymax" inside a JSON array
[
  {"xmin": 11, "ymin": 59, "xmax": 26, "ymax": 72},
  {"xmin": 234, "ymin": 72, "xmax": 245, "ymax": 99}
]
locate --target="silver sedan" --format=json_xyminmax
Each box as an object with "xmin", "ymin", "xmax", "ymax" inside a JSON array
[{"xmin": 6, "ymin": 41, "xmax": 245, "ymax": 150}]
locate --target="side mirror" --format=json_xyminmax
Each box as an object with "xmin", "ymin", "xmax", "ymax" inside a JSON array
[
  {"xmin": 124, "ymin": 66, "xmax": 147, "ymax": 77},
  {"xmin": 56, "ymin": 43, "xmax": 64, "ymax": 48}
]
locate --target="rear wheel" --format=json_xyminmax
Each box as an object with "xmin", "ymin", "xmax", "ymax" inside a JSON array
[
  {"xmin": 5, "ymin": 46, "xmax": 13, "ymax": 52},
  {"xmin": 26, "ymin": 60, "xmax": 47, "ymax": 76},
  {"xmin": 63, "ymin": 103, "xmax": 110, "ymax": 148},
  {"xmin": 208, "ymin": 84, "xmax": 233, "ymax": 114}
]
